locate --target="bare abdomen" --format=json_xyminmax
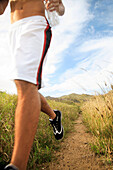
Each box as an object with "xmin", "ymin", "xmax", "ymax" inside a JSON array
[{"xmin": 10, "ymin": 0, "xmax": 45, "ymax": 23}]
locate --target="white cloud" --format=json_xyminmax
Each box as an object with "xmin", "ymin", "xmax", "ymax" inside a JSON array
[
  {"xmin": 41, "ymin": 36, "xmax": 113, "ymax": 97},
  {"xmin": 43, "ymin": 0, "xmax": 93, "ymax": 82},
  {"xmin": 0, "ymin": 4, "xmax": 12, "ymax": 94},
  {"xmin": 1, "ymin": 0, "xmax": 113, "ymax": 97},
  {"xmin": 0, "ymin": 0, "xmax": 94, "ymax": 95}
]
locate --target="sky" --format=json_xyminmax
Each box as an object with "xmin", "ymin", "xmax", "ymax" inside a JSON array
[{"xmin": 0, "ymin": 0, "xmax": 113, "ymax": 97}]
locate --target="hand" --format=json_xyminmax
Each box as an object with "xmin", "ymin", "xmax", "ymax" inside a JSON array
[{"xmin": 45, "ymin": 0, "xmax": 60, "ymax": 12}]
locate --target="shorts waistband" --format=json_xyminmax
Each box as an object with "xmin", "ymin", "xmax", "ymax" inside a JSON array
[{"xmin": 10, "ymin": 15, "xmax": 47, "ymax": 29}]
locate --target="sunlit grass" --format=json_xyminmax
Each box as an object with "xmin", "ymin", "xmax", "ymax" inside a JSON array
[
  {"xmin": 81, "ymin": 90, "xmax": 113, "ymax": 163},
  {"xmin": 0, "ymin": 92, "xmax": 79, "ymax": 169}
]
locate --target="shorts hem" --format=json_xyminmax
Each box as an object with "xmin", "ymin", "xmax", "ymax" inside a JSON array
[{"xmin": 10, "ymin": 75, "xmax": 37, "ymax": 85}]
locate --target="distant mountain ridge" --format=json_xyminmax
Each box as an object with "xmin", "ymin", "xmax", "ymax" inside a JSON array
[{"xmin": 46, "ymin": 93, "xmax": 93, "ymax": 105}]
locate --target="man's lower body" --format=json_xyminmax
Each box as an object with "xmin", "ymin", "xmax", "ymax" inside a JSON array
[{"xmin": 5, "ymin": 16, "xmax": 63, "ymax": 170}]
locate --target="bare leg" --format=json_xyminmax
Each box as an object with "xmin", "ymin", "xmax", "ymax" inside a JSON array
[
  {"xmin": 39, "ymin": 92, "xmax": 56, "ymax": 119},
  {"xmin": 11, "ymin": 80, "xmax": 41, "ymax": 170}
]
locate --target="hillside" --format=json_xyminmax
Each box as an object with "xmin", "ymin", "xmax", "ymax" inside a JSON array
[
  {"xmin": 46, "ymin": 93, "xmax": 93, "ymax": 105},
  {"xmin": 0, "ymin": 91, "xmax": 92, "ymax": 105}
]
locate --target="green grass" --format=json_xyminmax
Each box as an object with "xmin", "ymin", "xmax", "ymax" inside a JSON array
[{"xmin": 0, "ymin": 92, "xmax": 79, "ymax": 169}]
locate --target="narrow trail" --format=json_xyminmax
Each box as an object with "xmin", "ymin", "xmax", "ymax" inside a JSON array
[{"xmin": 42, "ymin": 114, "xmax": 112, "ymax": 170}]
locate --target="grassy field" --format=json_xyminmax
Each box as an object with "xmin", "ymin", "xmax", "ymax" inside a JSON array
[
  {"xmin": 1, "ymin": 90, "xmax": 113, "ymax": 168},
  {"xmin": 0, "ymin": 92, "xmax": 79, "ymax": 169},
  {"xmin": 81, "ymin": 90, "xmax": 113, "ymax": 163}
]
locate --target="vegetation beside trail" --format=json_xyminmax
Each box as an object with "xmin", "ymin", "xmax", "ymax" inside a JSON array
[
  {"xmin": 0, "ymin": 92, "xmax": 79, "ymax": 169},
  {"xmin": 0, "ymin": 90, "xmax": 113, "ymax": 168},
  {"xmin": 81, "ymin": 90, "xmax": 113, "ymax": 164}
]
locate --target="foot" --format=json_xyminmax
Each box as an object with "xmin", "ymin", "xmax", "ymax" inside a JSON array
[
  {"xmin": 49, "ymin": 110, "xmax": 64, "ymax": 140},
  {"xmin": 4, "ymin": 164, "xmax": 19, "ymax": 170}
]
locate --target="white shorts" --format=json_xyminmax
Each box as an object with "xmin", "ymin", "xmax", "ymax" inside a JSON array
[{"xmin": 9, "ymin": 16, "xmax": 52, "ymax": 89}]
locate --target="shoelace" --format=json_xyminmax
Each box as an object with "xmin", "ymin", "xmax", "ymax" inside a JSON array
[
  {"xmin": 50, "ymin": 114, "xmax": 60, "ymax": 131},
  {"xmin": 54, "ymin": 119, "xmax": 59, "ymax": 130}
]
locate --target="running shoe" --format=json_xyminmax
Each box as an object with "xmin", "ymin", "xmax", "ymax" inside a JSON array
[
  {"xmin": 49, "ymin": 110, "xmax": 64, "ymax": 140},
  {"xmin": 4, "ymin": 165, "xmax": 18, "ymax": 170}
]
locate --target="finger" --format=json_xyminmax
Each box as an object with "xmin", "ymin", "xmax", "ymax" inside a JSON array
[
  {"xmin": 52, "ymin": 0, "xmax": 60, "ymax": 2},
  {"xmin": 48, "ymin": 7, "xmax": 56, "ymax": 12},
  {"xmin": 47, "ymin": 2, "xmax": 59, "ymax": 8},
  {"xmin": 47, "ymin": 0, "xmax": 59, "ymax": 3},
  {"xmin": 47, "ymin": 0, "xmax": 59, "ymax": 5}
]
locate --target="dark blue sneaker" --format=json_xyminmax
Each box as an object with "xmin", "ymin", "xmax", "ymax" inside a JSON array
[{"xmin": 49, "ymin": 110, "xmax": 64, "ymax": 140}]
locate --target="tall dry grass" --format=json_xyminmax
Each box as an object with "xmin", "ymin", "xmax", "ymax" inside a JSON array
[{"xmin": 81, "ymin": 90, "xmax": 113, "ymax": 163}]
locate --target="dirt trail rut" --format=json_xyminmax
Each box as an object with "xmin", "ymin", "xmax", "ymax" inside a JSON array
[{"xmin": 43, "ymin": 114, "xmax": 112, "ymax": 170}]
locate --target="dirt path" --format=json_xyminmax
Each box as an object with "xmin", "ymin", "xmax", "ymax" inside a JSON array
[{"xmin": 42, "ymin": 114, "xmax": 112, "ymax": 170}]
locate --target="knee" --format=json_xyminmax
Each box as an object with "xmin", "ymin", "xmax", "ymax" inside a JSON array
[{"xmin": 15, "ymin": 80, "xmax": 37, "ymax": 96}]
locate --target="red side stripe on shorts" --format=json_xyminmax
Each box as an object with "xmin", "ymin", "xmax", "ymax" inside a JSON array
[{"xmin": 36, "ymin": 20, "xmax": 52, "ymax": 89}]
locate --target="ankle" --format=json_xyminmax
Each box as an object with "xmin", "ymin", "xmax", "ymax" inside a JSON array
[{"xmin": 50, "ymin": 113, "xmax": 56, "ymax": 120}]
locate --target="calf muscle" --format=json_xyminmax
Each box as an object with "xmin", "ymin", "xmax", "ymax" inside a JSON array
[{"xmin": 11, "ymin": 80, "xmax": 41, "ymax": 170}]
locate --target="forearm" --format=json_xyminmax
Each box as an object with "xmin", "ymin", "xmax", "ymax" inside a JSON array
[{"xmin": 0, "ymin": 0, "xmax": 9, "ymax": 15}]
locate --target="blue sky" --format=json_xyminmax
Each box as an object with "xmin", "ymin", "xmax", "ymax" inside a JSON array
[{"xmin": 0, "ymin": 0, "xmax": 113, "ymax": 97}]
